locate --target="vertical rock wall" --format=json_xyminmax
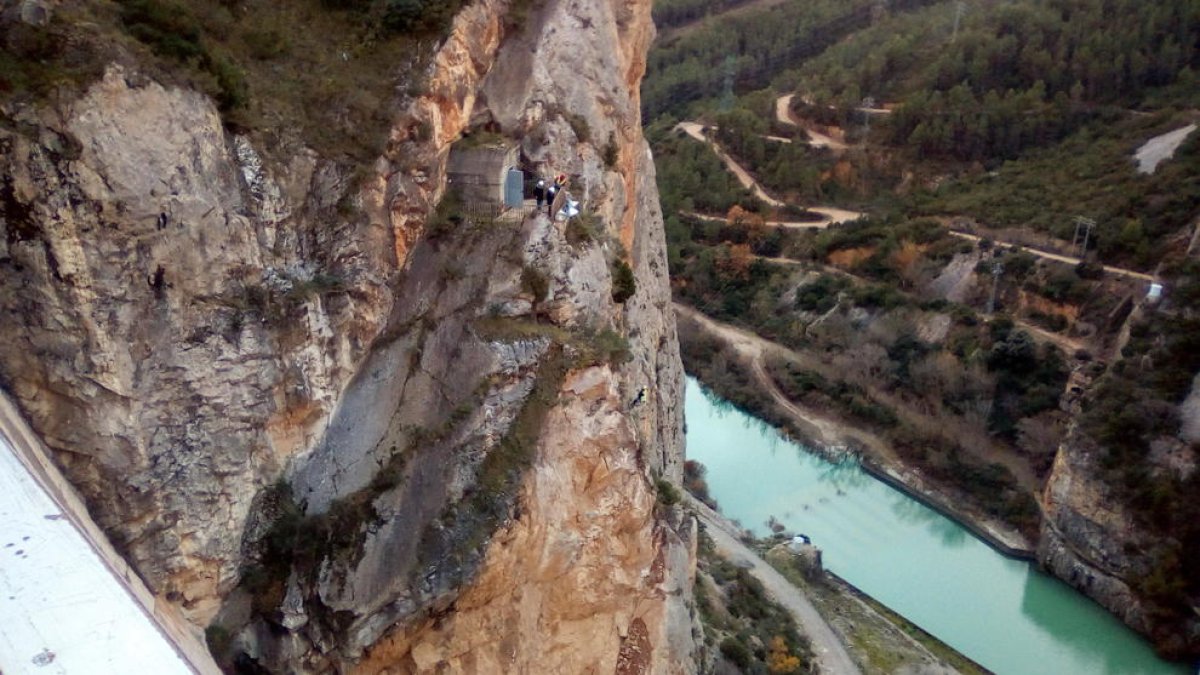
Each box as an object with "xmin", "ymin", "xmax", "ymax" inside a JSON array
[{"xmin": 0, "ymin": 0, "xmax": 695, "ymax": 670}]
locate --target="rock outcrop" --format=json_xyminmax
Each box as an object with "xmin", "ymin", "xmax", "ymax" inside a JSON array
[
  {"xmin": 1039, "ymin": 428, "xmax": 1200, "ymax": 658},
  {"xmin": 0, "ymin": 0, "xmax": 695, "ymax": 671}
]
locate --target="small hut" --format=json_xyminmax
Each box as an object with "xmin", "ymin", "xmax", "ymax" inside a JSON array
[{"xmin": 446, "ymin": 138, "xmax": 520, "ymax": 209}]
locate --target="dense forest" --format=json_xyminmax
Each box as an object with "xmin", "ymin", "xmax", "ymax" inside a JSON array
[
  {"xmin": 797, "ymin": 0, "xmax": 1200, "ymax": 161},
  {"xmin": 651, "ymin": 0, "xmax": 754, "ymax": 30},
  {"xmin": 645, "ymin": 0, "xmax": 918, "ymax": 119}
]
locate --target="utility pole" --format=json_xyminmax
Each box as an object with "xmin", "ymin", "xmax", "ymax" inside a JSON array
[
  {"xmin": 720, "ymin": 55, "xmax": 736, "ymax": 112},
  {"xmin": 987, "ymin": 260, "xmax": 1003, "ymax": 315},
  {"xmin": 1071, "ymin": 216, "xmax": 1096, "ymax": 257},
  {"xmin": 951, "ymin": 1, "xmax": 966, "ymax": 43}
]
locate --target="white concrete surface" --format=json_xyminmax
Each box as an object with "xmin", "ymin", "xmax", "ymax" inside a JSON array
[
  {"xmin": 0, "ymin": 431, "xmax": 202, "ymax": 674},
  {"xmin": 1134, "ymin": 123, "xmax": 1197, "ymax": 174}
]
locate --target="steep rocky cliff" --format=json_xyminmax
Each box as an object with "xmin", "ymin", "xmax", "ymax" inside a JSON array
[
  {"xmin": 0, "ymin": 0, "xmax": 696, "ymax": 671},
  {"xmin": 1039, "ymin": 303, "xmax": 1200, "ymax": 658},
  {"xmin": 1040, "ymin": 426, "xmax": 1200, "ymax": 659}
]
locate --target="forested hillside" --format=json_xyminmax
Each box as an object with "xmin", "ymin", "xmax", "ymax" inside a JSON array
[
  {"xmin": 644, "ymin": 0, "xmax": 944, "ymax": 120},
  {"xmin": 650, "ymin": 0, "xmax": 1200, "ymax": 659}
]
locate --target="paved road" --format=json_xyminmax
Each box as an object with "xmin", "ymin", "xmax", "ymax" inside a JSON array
[{"xmin": 686, "ymin": 495, "xmax": 863, "ymax": 675}]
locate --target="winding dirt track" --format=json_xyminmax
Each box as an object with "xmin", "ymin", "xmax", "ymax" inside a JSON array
[
  {"xmin": 677, "ymin": 122, "xmax": 784, "ymax": 207},
  {"xmin": 675, "ymin": 303, "xmax": 895, "ymax": 462},
  {"xmin": 947, "ymin": 231, "xmax": 1155, "ymax": 282},
  {"xmin": 675, "ymin": 122, "xmax": 864, "ymax": 226},
  {"xmin": 775, "ymin": 94, "xmax": 848, "ymax": 151},
  {"xmin": 685, "ymin": 495, "xmax": 863, "ymax": 675},
  {"xmin": 675, "ymin": 302, "xmax": 1040, "ymax": 493},
  {"xmin": 686, "ymin": 111, "xmax": 1156, "ymax": 283},
  {"xmin": 683, "ymin": 209, "xmax": 861, "ymax": 230}
]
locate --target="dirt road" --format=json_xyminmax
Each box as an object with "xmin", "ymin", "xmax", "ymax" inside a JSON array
[
  {"xmin": 675, "ymin": 123, "xmax": 864, "ymax": 224},
  {"xmin": 683, "ymin": 208, "xmax": 862, "ymax": 230},
  {"xmin": 775, "ymin": 94, "xmax": 849, "ymax": 151},
  {"xmin": 657, "ymin": 0, "xmax": 789, "ymax": 42},
  {"xmin": 677, "ymin": 122, "xmax": 785, "ymax": 206},
  {"xmin": 947, "ymin": 231, "xmax": 1155, "ymax": 282},
  {"xmin": 674, "ymin": 303, "xmax": 895, "ymax": 462},
  {"xmin": 686, "ymin": 495, "xmax": 863, "ymax": 675},
  {"xmin": 675, "ymin": 303, "xmax": 1040, "ymax": 494}
]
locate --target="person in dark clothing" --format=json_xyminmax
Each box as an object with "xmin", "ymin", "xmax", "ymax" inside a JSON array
[
  {"xmin": 630, "ymin": 386, "xmax": 647, "ymax": 408},
  {"xmin": 545, "ymin": 183, "xmax": 558, "ymax": 216},
  {"xmin": 533, "ymin": 179, "xmax": 546, "ymax": 207}
]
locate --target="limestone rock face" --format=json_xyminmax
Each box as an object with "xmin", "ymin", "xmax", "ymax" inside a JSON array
[
  {"xmin": 1039, "ymin": 438, "xmax": 1150, "ymax": 631},
  {"xmin": 1039, "ymin": 430, "xmax": 1200, "ymax": 656},
  {"xmin": 0, "ymin": 67, "xmax": 391, "ymax": 620},
  {"xmin": 0, "ymin": 0, "xmax": 695, "ymax": 670},
  {"xmin": 355, "ymin": 368, "xmax": 697, "ymax": 674}
]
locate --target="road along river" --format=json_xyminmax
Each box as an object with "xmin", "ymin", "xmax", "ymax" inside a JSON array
[{"xmin": 684, "ymin": 378, "xmax": 1191, "ymax": 675}]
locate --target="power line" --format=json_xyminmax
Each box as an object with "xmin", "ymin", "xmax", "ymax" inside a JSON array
[
  {"xmin": 951, "ymin": 1, "xmax": 967, "ymax": 43},
  {"xmin": 987, "ymin": 259, "xmax": 1004, "ymax": 315},
  {"xmin": 1071, "ymin": 216, "xmax": 1096, "ymax": 257}
]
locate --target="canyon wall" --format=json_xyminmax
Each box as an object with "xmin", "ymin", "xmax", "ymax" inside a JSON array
[{"xmin": 0, "ymin": 0, "xmax": 696, "ymax": 670}]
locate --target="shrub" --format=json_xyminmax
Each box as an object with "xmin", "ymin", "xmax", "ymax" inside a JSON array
[
  {"xmin": 602, "ymin": 133, "xmax": 619, "ymax": 168},
  {"xmin": 612, "ymin": 259, "xmax": 636, "ymax": 303},
  {"xmin": 521, "ymin": 265, "xmax": 549, "ymax": 303},
  {"xmin": 117, "ymin": 0, "xmax": 248, "ymax": 111},
  {"xmin": 655, "ymin": 478, "xmax": 681, "ymax": 506},
  {"xmin": 204, "ymin": 625, "xmax": 233, "ymax": 660},
  {"xmin": 381, "ymin": 0, "xmax": 467, "ymax": 34},
  {"xmin": 720, "ymin": 637, "xmax": 753, "ymax": 669},
  {"xmin": 683, "ymin": 460, "xmax": 718, "ymax": 509},
  {"xmin": 794, "ymin": 274, "xmax": 847, "ymax": 313},
  {"xmin": 1075, "ymin": 260, "xmax": 1105, "ymax": 279},
  {"xmin": 564, "ymin": 111, "xmax": 591, "ymax": 143},
  {"xmin": 566, "ymin": 213, "xmax": 600, "ymax": 246}
]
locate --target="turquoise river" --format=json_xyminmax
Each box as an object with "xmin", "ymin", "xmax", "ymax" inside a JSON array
[{"xmin": 684, "ymin": 378, "xmax": 1194, "ymax": 675}]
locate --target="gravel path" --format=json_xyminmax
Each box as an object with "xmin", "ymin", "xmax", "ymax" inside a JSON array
[
  {"xmin": 947, "ymin": 230, "xmax": 1155, "ymax": 282},
  {"xmin": 675, "ymin": 123, "xmax": 863, "ymax": 224},
  {"xmin": 687, "ymin": 496, "xmax": 863, "ymax": 675}
]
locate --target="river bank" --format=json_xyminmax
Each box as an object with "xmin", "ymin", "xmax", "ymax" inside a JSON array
[
  {"xmin": 684, "ymin": 378, "xmax": 1190, "ymax": 674},
  {"xmin": 675, "ymin": 306, "xmax": 1036, "ymax": 559},
  {"xmin": 687, "ymin": 494, "xmax": 982, "ymax": 675}
]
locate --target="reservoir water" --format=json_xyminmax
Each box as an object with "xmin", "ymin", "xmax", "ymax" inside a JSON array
[{"xmin": 684, "ymin": 378, "xmax": 1191, "ymax": 675}]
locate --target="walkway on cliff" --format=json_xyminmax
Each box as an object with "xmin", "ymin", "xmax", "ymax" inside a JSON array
[
  {"xmin": 685, "ymin": 495, "xmax": 863, "ymax": 675},
  {"xmin": 0, "ymin": 394, "xmax": 219, "ymax": 674}
]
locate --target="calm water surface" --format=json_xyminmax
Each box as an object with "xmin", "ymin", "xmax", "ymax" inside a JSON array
[{"xmin": 684, "ymin": 378, "xmax": 1192, "ymax": 675}]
